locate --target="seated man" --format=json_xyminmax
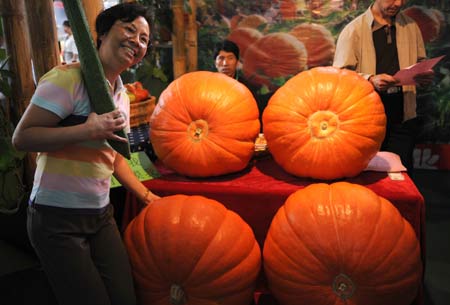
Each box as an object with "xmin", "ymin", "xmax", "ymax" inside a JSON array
[
  {"xmin": 213, "ymin": 40, "xmax": 241, "ymax": 79},
  {"xmin": 213, "ymin": 40, "xmax": 272, "ymax": 128}
]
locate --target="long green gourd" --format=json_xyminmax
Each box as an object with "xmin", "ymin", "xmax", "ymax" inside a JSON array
[{"xmin": 61, "ymin": 0, "xmax": 131, "ymax": 159}]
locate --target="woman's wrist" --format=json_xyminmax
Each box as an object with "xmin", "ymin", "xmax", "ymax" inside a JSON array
[{"xmin": 142, "ymin": 189, "xmax": 153, "ymax": 205}]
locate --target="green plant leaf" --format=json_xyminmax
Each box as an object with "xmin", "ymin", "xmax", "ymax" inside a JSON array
[
  {"xmin": 184, "ymin": 0, "xmax": 192, "ymax": 14},
  {"xmin": 135, "ymin": 57, "xmax": 153, "ymax": 80},
  {"xmin": 0, "ymin": 56, "xmax": 9, "ymax": 69},
  {"xmin": 271, "ymin": 76, "xmax": 288, "ymax": 87},
  {"xmin": 152, "ymin": 67, "xmax": 168, "ymax": 82},
  {"xmin": 0, "ymin": 80, "xmax": 12, "ymax": 97},
  {"xmin": 0, "ymin": 69, "xmax": 14, "ymax": 78},
  {"xmin": 0, "ymin": 137, "xmax": 26, "ymax": 171},
  {"xmin": 259, "ymin": 85, "xmax": 270, "ymax": 95},
  {"xmin": 0, "ymin": 56, "xmax": 13, "ymax": 97}
]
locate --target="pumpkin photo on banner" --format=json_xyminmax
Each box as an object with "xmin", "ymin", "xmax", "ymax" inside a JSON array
[
  {"xmin": 241, "ymin": 32, "xmax": 308, "ymax": 91},
  {"xmin": 263, "ymin": 182, "xmax": 422, "ymax": 305},
  {"xmin": 262, "ymin": 66, "xmax": 386, "ymax": 180},
  {"xmin": 150, "ymin": 71, "xmax": 260, "ymax": 177},
  {"xmin": 289, "ymin": 23, "xmax": 336, "ymax": 68},
  {"xmin": 124, "ymin": 195, "xmax": 261, "ymax": 305}
]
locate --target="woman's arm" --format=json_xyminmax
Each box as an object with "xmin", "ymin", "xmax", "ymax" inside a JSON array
[
  {"xmin": 12, "ymin": 104, "xmax": 128, "ymax": 152},
  {"xmin": 113, "ymin": 153, "xmax": 160, "ymax": 205}
]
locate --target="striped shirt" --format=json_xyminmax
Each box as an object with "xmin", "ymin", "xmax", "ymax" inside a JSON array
[{"xmin": 30, "ymin": 63, "xmax": 130, "ymax": 210}]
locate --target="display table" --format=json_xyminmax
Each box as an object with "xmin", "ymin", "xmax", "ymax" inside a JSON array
[{"xmin": 122, "ymin": 156, "xmax": 425, "ymax": 305}]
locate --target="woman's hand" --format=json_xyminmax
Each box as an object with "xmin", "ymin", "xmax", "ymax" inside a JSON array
[
  {"xmin": 142, "ymin": 189, "xmax": 161, "ymax": 205},
  {"xmin": 86, "ymin": 108, "xmax": 128, "ymax": 142}
]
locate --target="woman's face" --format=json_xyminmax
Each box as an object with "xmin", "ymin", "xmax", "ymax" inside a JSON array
[{"xmin": 99, "ymin": 16, "xmax": 150, "ymax": 70}]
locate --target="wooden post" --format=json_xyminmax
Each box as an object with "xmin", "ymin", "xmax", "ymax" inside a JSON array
[
  {"xmin": 172, "ymin": 0, "xmax": 186, "ymax": 79},
  {"xmin": 0, "ymin": 0, "xmax": 35, "ymax": 122},
  {"xmin": 186, "ymin": 0, "xmax": 197, "ymax": 72},
  {"xmin": 24, "ymin": 0, "xmax": 61, "ymax": 81},
  {"xmin": 80, "ymin": 0, "xmax": 103, "ymax": 46},
  {"xmin": 0, "ymin": 0, "xmax": 39, "ymax": 187}
]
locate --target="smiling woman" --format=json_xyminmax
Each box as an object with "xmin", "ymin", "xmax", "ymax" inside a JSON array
[
  {"xmin": 11, "ymin": 3, "xmax": 159, "ymax": 305},
  {"xmin": 98, "ymin": 17, "xmax": 150, "ymax": 83}
]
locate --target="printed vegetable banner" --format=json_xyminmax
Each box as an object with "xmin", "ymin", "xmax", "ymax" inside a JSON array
[{"xmin": 195, "ymin": 0, "xmax": 450, "ymax": 169}]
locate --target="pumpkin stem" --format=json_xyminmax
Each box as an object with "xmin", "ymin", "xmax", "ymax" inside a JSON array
[
  {"xmin": 308, "ymin": 110, "xmax": 339, "ymax": 139},
  {"xmin": 332, "ymin": 273, "xmax": 355, "ymax": 300},
  {"xmin": 188, "ymin": 119, "xmax": 209, "ymax": 142},
  {"xmin": 170, "ymin": 284, "xmax": 187, "ymax": 305}
]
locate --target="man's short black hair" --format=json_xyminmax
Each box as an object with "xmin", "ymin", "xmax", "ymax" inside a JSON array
[{"xmin": 214, "ymin": 40, "xmax": 240, "ymax": 60}]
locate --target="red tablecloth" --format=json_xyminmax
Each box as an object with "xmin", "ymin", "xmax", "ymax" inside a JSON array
[{"xmin": 122, "ymin": 156, "xmax": 425, "ymax": 305}]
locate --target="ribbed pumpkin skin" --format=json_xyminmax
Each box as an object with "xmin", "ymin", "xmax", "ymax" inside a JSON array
[
  {"xmin": 262, "ymin": 66, "xmax": 386, "ymax": 180},
  {"xmin": 227, "ymin": 27, "xmax": 263, "ymax": 58},
  {"xmin": 289, "ymin": 23, "xmax": 336, "ymax": 68},
  {"xmin": 236, "ymin": 14, "xmax": 268, "ymax": 30},
  {"xmin": 124, "ymin": 195, "xmax": 261, "ymax": 305},
  {"xmin": 263, "ymin": 182, "xmax": 422, "ymax": 305},
  {"xmin": 403, "ymin": 5, "xmax": 443, "ymax": 43},
  {"xmin": 150, "ymin": 71, "xmax": 260, "ymax": 177}
]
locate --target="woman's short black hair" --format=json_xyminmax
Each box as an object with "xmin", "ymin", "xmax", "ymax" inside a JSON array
[
  {"xmin": 95, "ymin": 2, "xmax": 152, "ymax": 49},
  {"xmin": 213, "ymin": 40, "xmax": 240, "ymax": 60}
]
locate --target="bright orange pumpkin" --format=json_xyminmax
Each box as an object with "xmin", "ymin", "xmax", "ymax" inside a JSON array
[
  {"xmin": 262, "ymin": 66, "xmax": 386, "ymax": 180},
  {"xmin": 149, "ymin": 71, "xmax": 260, "ymax": 177},
  {"xmin": 263, "ymin": 182, "xmax": 422, "ymax": 305},
  {"xmin": 124, "ymin": 194, "xmax": 262, "ymax": 305}
]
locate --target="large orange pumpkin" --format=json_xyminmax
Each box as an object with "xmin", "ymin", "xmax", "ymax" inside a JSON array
[
  {"xmin": 289, "ymin": 23, "xmax": 335, "ymax": 68},
  {"xmin": 263, "ymin": 182, "xmax": 422, "ymax": 305},
  {"xmin": 124, "ymin": 195, "xmax": 262, "ymax": 305},
  {"xmin": 150, "ymin": 71, "xmax": 260, "ymax": 177},
  {"xmin": 262, "ymin": 66, "xmax": 386, "ymax": 180},
  {"xmin": 242, "ymin": 32, "xmax": 308, "ymax": 90}
]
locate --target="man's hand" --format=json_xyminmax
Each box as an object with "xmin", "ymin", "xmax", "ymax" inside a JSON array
[
  {"xmin": 413, "ymin": 69, "xmax": 434, "ymax": 87},
  {"xmin": 369, "ymin": 74, "xmax": 399, "ymax": 92}
]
